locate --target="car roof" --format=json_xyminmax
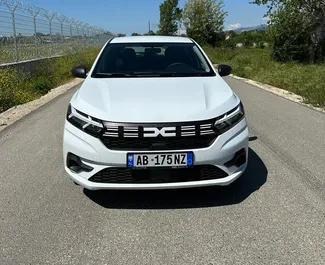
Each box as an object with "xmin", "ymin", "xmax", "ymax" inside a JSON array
[{"xmin": 109, "ymin": 35, "xmax": 193, "ymax": 44}]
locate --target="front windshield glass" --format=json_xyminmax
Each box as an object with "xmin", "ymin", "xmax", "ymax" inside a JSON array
[{"xmin": 92, "ymin": 42, "xmax": 216, "ymax": 77}]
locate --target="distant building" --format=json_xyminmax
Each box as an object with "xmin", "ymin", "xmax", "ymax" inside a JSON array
[{"xmin": 225, "ymin": 33, "xmax": 231, "ymax": 40}]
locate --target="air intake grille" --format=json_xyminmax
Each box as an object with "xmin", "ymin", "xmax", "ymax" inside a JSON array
[
  {"xmin": 89, "ymin": 165, "xmax": 228, "ymax": 184},
  {"xmin": 101, "ymin": 135, "xmax": 217, "ymax": 151}
]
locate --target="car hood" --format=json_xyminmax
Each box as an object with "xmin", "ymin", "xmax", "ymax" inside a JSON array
[{"xmin": 71, "ymin": 76, "xmax": 240, "ymax": 123}]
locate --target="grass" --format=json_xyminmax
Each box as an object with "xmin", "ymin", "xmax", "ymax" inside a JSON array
[
  {"xmin": 0, "ymin": 46, "xmax": 101, "ymax": 113},
  {"xmin": 204, "ymin": 46, "xmax": 325, "ymax": 107},
  {"xmin": 0, "ymin": 43, "xmax": 95, "ymax": 65}
]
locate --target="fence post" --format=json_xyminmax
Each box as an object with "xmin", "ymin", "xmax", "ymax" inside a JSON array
[
  {"xmin": 90, "ymin": 27, "xmax": 94, "ymax": 45},
  {"xmin": 75, "ymin": 21, "xmax": 80, "ymax": 43},
  {"xmin": 67, "ymin": 18, "xmax": 74, "ymax": 39},
  {"xmin": 66, "ymin": 18, "xmax": 74, "ymax": 53},
  {"xmin": 75, "ymin": 21, "xmax": 82, "ymax": 52},
  {"xmin": 84, "ymin": 24, "xmax": 89, "ymax": 47},
  {"xmin": 93, "ymin": 27, "xmax": 96, "ymax": 45},
  {"xmin": 96, "ymin": 28, "xmax": 100, "ymax": 46},
  {"xmin": 3, "ymin": 0, "xmax": 20, "ymax": 62},
  {"xmin": 44, "ymin": 11, "xmax": 55, "ymax": 57},
  {"xmin": 26, "ymin": 5, "xmax": 40, "ymax": 59},
  {"xmin": 82, "ymin": 24, "xmax": 85, "ymax": 43},
  {"xmin": 57, "ymin": 14, "xmax": 66, "ymax": 43}
]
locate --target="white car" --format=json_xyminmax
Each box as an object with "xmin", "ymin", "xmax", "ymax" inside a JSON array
[{"xmin": 63, "ymin": 36, "xmax": 249, "ymax": 190}]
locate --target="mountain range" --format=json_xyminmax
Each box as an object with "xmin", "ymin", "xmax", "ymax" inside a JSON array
[{"xmin": 232, "ymin": 24, "xmax": 268, "ymax": 33}]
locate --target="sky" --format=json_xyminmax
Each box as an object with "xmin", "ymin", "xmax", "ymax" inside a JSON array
[{"xmin": 20, "ymin": 0, "xmax": 268, "ymax": 35}]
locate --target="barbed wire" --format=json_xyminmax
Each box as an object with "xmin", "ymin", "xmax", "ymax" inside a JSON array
[{"xmin": 0, "ymin": 0, "xmax": 113, "ymax": 64}]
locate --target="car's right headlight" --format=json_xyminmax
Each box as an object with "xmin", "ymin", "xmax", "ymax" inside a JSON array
[
  {"xmin": 214, "ymin": 102, "xmax": 245, "ymax": 134},
  {"xmin": 66, "ymin": 104, "xmax": 104, "ymax": 137}
]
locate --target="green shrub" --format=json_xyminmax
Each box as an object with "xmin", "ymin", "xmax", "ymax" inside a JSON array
[
  {"xmin": 29, "ymin": 75, "xmax": 54, "ymax": 94},
  {"xmin": 0, "ymin": 46, "xmax": 101, "ymax": 113},
  {"xmin": 0, "ymin": 68, "xmax": 20, "ymax": 112},
  {"xmin": 204, "ymin": 47, "xmax": 325, "ymax": 107}
]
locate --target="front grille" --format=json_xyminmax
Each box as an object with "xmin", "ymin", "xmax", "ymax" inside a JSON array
[
  {"xmin": 100, "ymin": 119, "xmax": 219, "ymax": 151},
  {"xmin": 89, "ymin": 165, "xmax": 228, "ymax": 184},
  {"xmin": 100, "ymin": 135, "xmax": 217, "ymax": 151}
]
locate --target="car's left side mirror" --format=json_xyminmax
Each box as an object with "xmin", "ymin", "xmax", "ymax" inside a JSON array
[
  {"xmin": 218, "ymin": 64, "xmax": 232, "ymax": 77},
  {"xmin": 71, "ymin": 66, "xmax": 87, "ymax": 79}
]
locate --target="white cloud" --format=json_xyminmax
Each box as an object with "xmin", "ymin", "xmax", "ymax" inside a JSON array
[
  {"xmin": 226, "ymin": 23, "xmax": 242, "ymax": 30},
  {"xmin": 263, "ymin": 16, "xmax": 270, "ymax": 22}
]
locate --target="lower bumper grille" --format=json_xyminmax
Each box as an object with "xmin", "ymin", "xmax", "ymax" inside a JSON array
[{"xmin": 88, "ymin": 165, "xmax": 228, "ymax": 184}]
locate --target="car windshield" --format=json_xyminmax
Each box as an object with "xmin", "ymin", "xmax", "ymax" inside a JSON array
[{"xmin": 91, "ymin": 42, "xmax": 216, "ymax": 78}]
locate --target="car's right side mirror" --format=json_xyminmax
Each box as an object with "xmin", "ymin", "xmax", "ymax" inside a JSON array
[
  {"xmin": 218, "ymin": 64, "xmax": 232, "ymax": 77},
  {"xmin": 71, "ymin": 66, "xmax": 87, "ymax": 79}
]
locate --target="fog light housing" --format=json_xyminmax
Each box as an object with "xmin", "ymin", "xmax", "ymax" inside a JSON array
[
  {"xmin": 67, "ymin": 153, "xmax": 94, "ymax": 173},
  {"xmin": 224, "ymin": 149, "xmax": 246, "ymax": 168}
]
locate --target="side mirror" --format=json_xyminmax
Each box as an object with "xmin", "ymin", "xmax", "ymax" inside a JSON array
[
  {"xmin": 218, "ymin": 64, "xmax": 232, "ymax": 77},
  {"xmin": 71, "ymin": 66, "xmax": 87, "ymax": 79}
]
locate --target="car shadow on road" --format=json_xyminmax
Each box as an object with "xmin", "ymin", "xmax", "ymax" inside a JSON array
[{"xmin": 84, "ymin": 148, "xmax": 267, "ymax": 209}]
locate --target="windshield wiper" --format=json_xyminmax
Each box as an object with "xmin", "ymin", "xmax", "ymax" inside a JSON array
[{"xmin": 94, "ymin": 72, "xmax": 134, "ymax": 78}]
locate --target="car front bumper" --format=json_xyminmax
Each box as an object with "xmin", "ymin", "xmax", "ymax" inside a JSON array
[{"xmin": 63, "ymin": 118, "xmax": 249, "ymax": 190}]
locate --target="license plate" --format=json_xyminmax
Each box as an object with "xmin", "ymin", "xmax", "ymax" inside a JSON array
[{"xmin": 127, "ymin": 152, "xmax": 193, "ymax": 168}]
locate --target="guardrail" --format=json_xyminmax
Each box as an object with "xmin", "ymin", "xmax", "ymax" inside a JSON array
[{"xmin": 0, "ymin": 0, "xmax": 113, "ymax": 65}]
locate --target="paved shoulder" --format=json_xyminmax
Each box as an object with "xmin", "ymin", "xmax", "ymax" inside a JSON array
[{"xmin": 226, "ymin": 77, "xmax": 325, "ymax": 195}]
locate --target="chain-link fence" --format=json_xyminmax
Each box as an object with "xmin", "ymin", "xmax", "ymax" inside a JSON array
[{"xmin": 0, "ymin": 0, "xmax": 113, "ymax": 65}]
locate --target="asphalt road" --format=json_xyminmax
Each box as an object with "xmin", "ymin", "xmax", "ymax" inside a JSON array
[{"xmin": 1, "ymin": 77, "xmax": 325, "ymax": 265}]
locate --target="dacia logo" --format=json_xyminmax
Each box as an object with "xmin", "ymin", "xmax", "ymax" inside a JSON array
[{"xmin": 143, "ymin": 127, "xmax": 176, "ymax": 137}]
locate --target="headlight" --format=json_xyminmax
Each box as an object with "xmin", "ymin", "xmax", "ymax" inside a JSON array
[
  {"xmin": 214, "ymin": 102, "xmax": 245, "ymax": 134},
  {"xmin": 66, "ymin": 104, "xmax": 104, "ymax": 137}
]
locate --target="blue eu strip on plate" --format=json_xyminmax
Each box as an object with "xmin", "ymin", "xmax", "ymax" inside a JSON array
[
  {"xmin": 127, "ymin": 154, "xmax": 134, "ymax": 167},
  {"xmin": 187, "ymin": 152, "xmax": 193, "ymax": 166}
]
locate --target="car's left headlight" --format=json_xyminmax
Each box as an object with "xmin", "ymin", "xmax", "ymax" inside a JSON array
[
  {"xmin": 214, "ymin": 102, "xmax": 245, "ymax": 134},
  {"xmin": 66, "ymin": 104, "xmax": 104, "ymax": 137}
]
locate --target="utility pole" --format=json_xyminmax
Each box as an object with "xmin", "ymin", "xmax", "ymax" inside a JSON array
[{"xmin": 148, "ymin": 20, "xmax": 151, "ymax": 34}]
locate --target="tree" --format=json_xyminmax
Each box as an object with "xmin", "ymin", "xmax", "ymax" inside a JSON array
[
  {"xmin": 148, "ymin": 30, "xmax": 156, "ymax": 36},
  {"xmin": 158, "ymin": 0, "xmax": 181, "ymax": 36},
  {"xmin": 250, "ymin": 0, "xmax": 281, "ymax": 14},
  {"xmin": 117, "ymin": 33, "xmax": 126, "ymax": 37},
  {"xmin": 228, "ymin": 30, "xmax": 238, "ymax": 38},
  {"xmin": 35, "ymin": 32, "xmax": 45, "ymax": 37},
  {"xmin": 182, "ymin": 0, "xmax": 227, "ymax": 46},
  {"xmin": 131, "ymin": 33, "xmax": 141, "ymax": 36},
  {"xmin": 252, "ymin": 0, "xmax": 325, "ymax": 63}
]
